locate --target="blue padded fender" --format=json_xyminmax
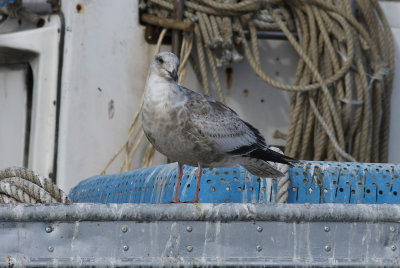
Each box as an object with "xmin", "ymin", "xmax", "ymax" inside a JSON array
[{"xmin": 69, "ymin": 161, "xmax": 400, "ymax": 204}]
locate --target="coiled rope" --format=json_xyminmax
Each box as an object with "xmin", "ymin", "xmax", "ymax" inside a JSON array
[{"xmin": 0, "ymin": 167, "xmax": 70, "ymax": 204}]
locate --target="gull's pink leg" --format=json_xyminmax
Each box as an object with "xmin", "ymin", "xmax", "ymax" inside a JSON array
[
  {"xmin": 172, "ymin": 162, "xmax": 183, "ymax": 203},
  {"xmin": 187, "ymin": 163, "xmax": 202, "ymax": 203}
]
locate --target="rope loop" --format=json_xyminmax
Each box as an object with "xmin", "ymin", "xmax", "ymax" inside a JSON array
[{"xmin": 0, "ymin": 167, "xmax": 71, "ymax": 204}]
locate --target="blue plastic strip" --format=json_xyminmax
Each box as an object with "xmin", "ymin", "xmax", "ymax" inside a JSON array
[
  {"xmin": 0, "ymin": 0, "xmax": 15, "ymax": 8},
  {"xmin": 69, "ymin": 161, "xmax": 400, "ymax": 204},
  {"xmin": 69, "ymin": 164, "xmax": 273, "ymax": 203}
]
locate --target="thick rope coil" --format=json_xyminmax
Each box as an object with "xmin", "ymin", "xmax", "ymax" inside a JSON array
[{"xmin": 0, "ymin": 167, "xmax": 71, "ymax": 204}]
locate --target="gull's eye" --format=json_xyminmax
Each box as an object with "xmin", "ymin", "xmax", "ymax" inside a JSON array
[{"xmin": 156, "ymin": 56, "xmax": 164, "ymax": 64}]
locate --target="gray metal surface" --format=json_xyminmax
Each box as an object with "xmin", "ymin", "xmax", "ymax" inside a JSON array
[
  {"xmin": 1, "ymin": 203, "xmax": 400, "ymax": 222},
  {"xmin": 1, "ymin": 203, "xmax": 400, "ymax": 267}
]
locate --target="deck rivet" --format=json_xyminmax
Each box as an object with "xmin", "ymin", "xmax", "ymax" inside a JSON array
[
  {"xmin": 256, "ymin": 226, "xmax": 263, "ymax": 232},
  {"xmin": 324, "ymin": 226, "xmax": 330, "ymax": 232},
  {"xmin": 256, "ymin": 245, "xmax": 262, "ymax": 252},
  {"xmin": 48, "ymin": 246, "xmax": 54, "ymax": 253},
  {"xmin": 324, "ymin": 245, "xmax": 331, "ymax": 252},
  {"xmin": 390, "ymin": 226, "xmax": 395, "ymax": 232},
  {"xmin": 391, "ymin": 245, "xmax": 397, "ymax": 251},
  {"xmin": 121, "ymin": 226, "xmax": 128, "ymax": 233},
  {"xmin": 45, "ymin": 226, "xmax": 52, "ymax": 233},
  {"xmin": 186, "ymin": 245, "xmax": 193, "ymax": 252},
  {"xmin": 123, "ymin": 245, "xmax": 129, "ymax": 251},
  {"xmin": 186, "ymin": 226, "xmax": 192, "ymax": 232}
]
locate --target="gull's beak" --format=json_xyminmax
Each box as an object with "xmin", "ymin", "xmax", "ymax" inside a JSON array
[{"xmin": 169, "ymin": 70, "xmax": 178, "ymax": 81}]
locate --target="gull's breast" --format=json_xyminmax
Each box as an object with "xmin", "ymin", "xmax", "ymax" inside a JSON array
[{"xmin": 142, "ymin": 99, "xmax": 194, "ymax": 161}]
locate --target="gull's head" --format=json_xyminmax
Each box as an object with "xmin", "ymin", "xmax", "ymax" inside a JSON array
[{"xmin": 150, "ymin": 52, "xmax": 180, "ymax": 82}]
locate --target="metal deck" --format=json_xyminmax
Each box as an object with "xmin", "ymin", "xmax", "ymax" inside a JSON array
[{"xmin": 2, "ymin": 203, "xmax": 400, "ymax": 267}]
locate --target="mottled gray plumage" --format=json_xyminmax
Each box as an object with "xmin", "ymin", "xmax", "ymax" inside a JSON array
[{"xmin": 142, "ymin": 52, "xmax": 296, "ymax": 202}]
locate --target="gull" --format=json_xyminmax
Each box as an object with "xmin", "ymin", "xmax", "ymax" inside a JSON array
[{"xmin": 142, "ymin": 52, "xmax": 297, "ymax": 203}]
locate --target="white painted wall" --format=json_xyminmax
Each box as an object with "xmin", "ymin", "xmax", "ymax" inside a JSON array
[
  {"xmin": 57, "ymin": 0, "xmax": 153, "ymax": 191},
  {"xmin": 380, "ymin": 2, "xmax": 400, "ymax": 164},
  {"xmin": 0, "ymin": 66, "xmax": 27, "ymax": 168}
]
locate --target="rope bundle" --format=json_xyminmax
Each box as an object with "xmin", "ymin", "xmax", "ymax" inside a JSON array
[
  {"xmin": 277, "ymin": 0, "xmax": 394, "ymax": 163},
  {"xmin": 0, "ymin": 167, "xmax": 70, "ymax": 204}
]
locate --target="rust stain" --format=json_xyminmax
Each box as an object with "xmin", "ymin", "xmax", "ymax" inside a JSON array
[
  {"xmin": 225, "ymin": 67, "xmax": 233, "ymax": 89},
  {"xmin": 76, "ymin": 3, "xmax": 84, "ymax": 13},
  {"xmin": 247, "ymin": 205, "xmax": 255, "ymax": 215},
  {"xmin": 242, "ymin": 89, "xmax": 249, "ymax": 98}
]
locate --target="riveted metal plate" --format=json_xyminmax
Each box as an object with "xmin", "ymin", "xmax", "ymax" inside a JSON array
[
  {"xmin": 2, "ymin": 220, "xmax": 400, "ymax": 267},
  {"xmin": 1, "ymin": 203, "xmax": 400, "ymax": 266}
]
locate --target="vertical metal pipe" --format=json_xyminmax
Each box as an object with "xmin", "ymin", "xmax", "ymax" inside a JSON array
[{"xmin": 171, "ymin": 0, "xmax": 183, "ymax": 56}]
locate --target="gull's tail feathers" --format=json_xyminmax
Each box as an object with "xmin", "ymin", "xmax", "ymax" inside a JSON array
[{"xmin": 240, "ymin": 158, "xmax": 284, "ymax": 178}]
